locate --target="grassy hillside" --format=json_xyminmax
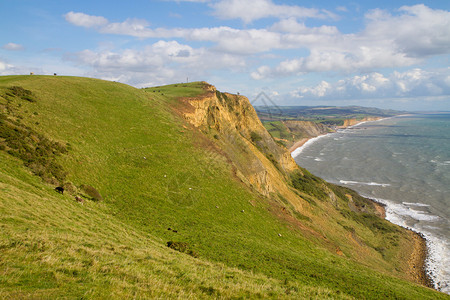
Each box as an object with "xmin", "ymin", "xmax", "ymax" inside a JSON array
[
  {"xmin": 255, "ymin": 105, "xmax": 402, "ymax": 124},
  {"xmin": 0, "ymin": 75, "xmax": 446, "ymax": 299}
]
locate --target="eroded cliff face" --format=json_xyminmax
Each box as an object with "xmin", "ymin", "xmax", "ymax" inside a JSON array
[
  {"xmin": 284, "ymin": 120, "xmax": 330, "ymax": 138},
  {"xmin": 182, "ymin": 83, "xmax": 297, "ymax": 197},
  {"xmin": 340, "ymin": 117, "xmax": 382, "ymax": 128}
]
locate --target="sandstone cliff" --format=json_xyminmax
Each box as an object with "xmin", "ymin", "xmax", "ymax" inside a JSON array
[
  {"xmin": 182, "ymin": 83, "xmax": 298, "ymax": 198},
  {"xmin": 339, "ymin": 116, "xmax": 382, "ymax": 128}
]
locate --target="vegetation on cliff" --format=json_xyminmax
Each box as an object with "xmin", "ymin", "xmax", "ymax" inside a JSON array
[
  {"xmin": 0, "ymin": 75, "xmax": 444, "ymax": 299},
  {"xmin": 256, "ymin": 106, "xmax": 403, "ymax": 148}
]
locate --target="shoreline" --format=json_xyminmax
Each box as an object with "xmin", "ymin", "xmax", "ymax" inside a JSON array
[
  {"xmin": 288, "ymin": 138, "xmax": 309, "ymax": 153},
  {"xmin": 289, "ymin": 116, "xmax": 436, "ymax": 291},
  {"xmin": 408, "ymin": 231, "xmax": 434, "ymax": 288},
  {"xmin": 362, "ymin": 196, "xmax": 433, "ymax": 288},
  {"xmin": 290, "ymin": 134, "xmax": 330, "ymax": 156},
  {"xmin": 289, "ymin": 117, "xmax": 386, "ymax": 155}
]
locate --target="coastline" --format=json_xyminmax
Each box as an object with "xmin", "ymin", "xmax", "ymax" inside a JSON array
[
  {"xmin": 289, "ymin": 116, "xmax": 435, "ymax": 290},
  {"xmin": 365, "ymin": 198, "xmax": 432, "ymax": 288},
  {"xmin": 290, "ymin": 134, "xmax": 330, "ymax": 156},
  {"xmin": 408, "ymin": 231, "xmax": 434, "ymax": 288},
  {"xmin": 289, "ymin": 117, "xmax": 386, "ymax": 155},
  {"xmin": 289, "ymin": 138, "xmax": 309, "ymax": 153}
]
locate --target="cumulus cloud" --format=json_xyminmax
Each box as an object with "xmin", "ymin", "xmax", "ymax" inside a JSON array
[
  {"xmin": 251, "ymin": 4, "xmax": 450, "ymax": 79},
  {"xmin": 364, "ymin": 5, "xmax": 450, "ymax": 57},
  {"xmin": 68, "ymin": 40, "xmax": 246, "ymax": 87},
  {"xmin": 0, "ymin": 60, "xmax": 14, "ymax": 72},
  {"xmin": 65, "ymin": 4, "xmax": 450, "ymax": 64},
  {"xmin": 63, "ymin": 5, "xmax": 450, "ymax": 102},
  {"xmin": 2, "ymin": 43, "xmax": 24, "ymax": 51},
  {"xmin": 211, "ymin": 0, "xmax": 336, "ymax": 24},
  {"xmin": 0, "ymin": 59, "xmax": 43, "ymax": 75},
  {"xmin": 291, "ymin": 69, "xmax": 450, "ymax": 100},
  {"xmin": 65, "ymin": 11, "xmax": 108, "ymax": 28}
]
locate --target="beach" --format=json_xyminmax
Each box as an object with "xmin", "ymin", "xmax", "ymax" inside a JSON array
[
  {"xmin": 289, "ymin": 118, "xmax": 385, "ymax": 154},
  {"xmin": 408, "ymin": 231, "xmax": 434, "ymax": 287},
  {"xmin": 289, "ymin": 138, "xmax": 309, "ymax": 153},
  {"xmin": 291, "ymin": 114, "xmax": 450, "ymax": 292}
]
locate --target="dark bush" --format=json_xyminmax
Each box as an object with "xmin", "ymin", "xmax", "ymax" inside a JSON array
[
  {"xmin": 265, "ymin": 153, "xmax": 281, "ymax": 171},
  {"xmin": 7, "ymin": 86, "xmax": 36, "ymax": 102},
  {"xmin": 0, "ymin": 108, "xmax": 68, "ymax": 185},
  {"xmin": 167, "ymin": 241, "xmax": 198, "ymax": 257},
  {"xmin": 250, "ymin": 131, "xmax": 263, "ymax": 143},
  {"xmin": 290, "ymin": 170, "xmax": 328, "ymax": 201},
  {"xmin": 80, "ymin": 185, "xmax": 103, "ymax": 201}
]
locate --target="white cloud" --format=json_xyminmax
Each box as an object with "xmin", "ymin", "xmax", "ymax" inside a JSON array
[
  {"xmin": 0, "ymin": 59, "xmax": 42, "ymax": 75},
  {"xmin": 65, "ymin": 4, "xmax": 449, "ymax": 66},
  {"xmin": 65, "ymin": 11, "xmax": 108, "ymax": 28},
  {"xmin": 291, "ymin": 69, "xmax": 450, "ymax": 100},
  {"xmin": 252, "ymin": 4, "xmax": 450, "ymax": 79},
  {"xmin": 211, "ymin": 0, "xmax": 336, "ymax": 24},
  {"xmin": 0, "ymin": 60, "xmax": 13, "ymax": 72},
  {"xmin": 63, "ymin": 5, "xmax": 450, "ymax": 102},
  {"xmin": 2, "ymin": 43, "xmax": 24, "ymax": 51},
  {"xmin": 69, "ymin": 40, "xmax": 247, "ymax": 87},
  {"xmin": 364, "ymin": 4, "xmax": 450, "ymax": 57}
]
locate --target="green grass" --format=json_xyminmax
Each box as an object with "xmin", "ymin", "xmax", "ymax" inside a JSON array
[
  {"xmin": 0, "ymin": 75, "xmax": 446, "ymax": 299},
  {"xmin": 263, "ymin": 121, "xmax": 292, "ymax": 140}
]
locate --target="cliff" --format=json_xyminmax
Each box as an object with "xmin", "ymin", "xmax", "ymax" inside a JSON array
[
  {"xmin": 339, "ymin": 116, "xmax": 383, "ymax": 128},
  {"xmin": 181, "ymin": 83, "xmax": 297, "ymax": 197},
  {"xmin": 264, "ymin": 116, "xmax": 384, "ymax": 150}
]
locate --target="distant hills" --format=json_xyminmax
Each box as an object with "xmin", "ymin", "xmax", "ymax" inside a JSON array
[
  {"xmin": 255, "ymin": 105, "xmax": 404, "ymax": 124},
  {"xmin": 254, "ymin": 105, "xmax": 405, "ymax": 149}
]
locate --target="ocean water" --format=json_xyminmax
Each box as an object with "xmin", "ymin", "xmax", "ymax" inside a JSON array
[{"xmin": 292, "ymin": 113, "xmax": 450, "ymax": 294}]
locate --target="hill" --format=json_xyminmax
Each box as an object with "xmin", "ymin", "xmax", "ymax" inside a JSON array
[
  {"xmin": 255, "ymin": 106, "xmax": 404, "ymax": 149},
  {"xmin": 255, "ymin": 105, "xmax": 403, "ymax": 123},
  {"xmin": 0, "ymin": 75, "xmax": 445, "ymax": 298}
]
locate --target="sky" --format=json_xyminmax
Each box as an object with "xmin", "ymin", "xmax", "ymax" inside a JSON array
[{"xmin": 1, "ymin": 0, "xmax": 449, "ymax": 111}]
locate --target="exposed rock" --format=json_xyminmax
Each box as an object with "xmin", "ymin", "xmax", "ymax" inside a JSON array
[{"xmin": 181, "ymin": 83, "xmax": 298, "ymax": 198}]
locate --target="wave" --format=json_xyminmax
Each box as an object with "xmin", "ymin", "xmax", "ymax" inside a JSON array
[
  {"xmin": 291, "ymin": 134, "xmax": 332, "ymax": 158},
  {"xmin": 339, "ymin": 180, "xmax": 391, "ymax": 187},
  {"xmin": 402, "ymin": 202, "xmax": 430, "ymax": 207},
  {"xmin": 365, "ymin": 196, "xmax": 448, "ymax": 293},
  {"xmin": 431, "ymin": 159, "xmax": 450, "ymax": 166}
]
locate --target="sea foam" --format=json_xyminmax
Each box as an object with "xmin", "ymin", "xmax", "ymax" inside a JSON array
[
  {"xmin": 291, "ymin": 134, "xmax": 331, "ymax": 158},
  {"xmin": 339, "ymin": 180, "xmax": 391, "ymax": 187},
  {"xmin": 366, "ymin": 196, "xmax": 448, "ymax": 293}
]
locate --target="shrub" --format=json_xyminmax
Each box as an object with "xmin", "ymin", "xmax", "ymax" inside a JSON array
[
  {"xmin": 80, "ymin": 185, "xmax": 103, "ymax": 202},
  {"xmin": 265, "ymin": 153, "xmax": 281, "ymax": 171},
  {"xmin": 7, "ymin": 86, "xmax": 36, "ymax": 102},
  {"xmin": 250, "ymin": 131, "xmax": 263, "ymax": 143},
  {"xmin": 290, "ymin": 170, "xmax": 328, "ymax": 201},
  {"xmin": 0, "ymin": 109, "xmax": 68, "ymax": 185},
  {"xmin": 167, "ymin": 241, "xmax": 198, "ymax": 257}
]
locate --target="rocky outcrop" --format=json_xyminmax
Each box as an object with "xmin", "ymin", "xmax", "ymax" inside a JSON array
[
  {"xmin": 182, "ymin": 83, "xmax": 298, "ymax": 197},
  {"xmin": 339, "ymin": 117, "xmax": 382, "ymax": 128},
  {"xmin": 284, "ymin": 120, "xmax": 330, "ymax": 138}
]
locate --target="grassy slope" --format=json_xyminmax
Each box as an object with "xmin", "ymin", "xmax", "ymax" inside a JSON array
[{"xmin": 0, "ymin": 76, "xmax": 446, "ymax": 299}]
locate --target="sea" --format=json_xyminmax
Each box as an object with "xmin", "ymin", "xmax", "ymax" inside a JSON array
[{"xmin": 291, "ymin": 113, "xmax": 450, "ymax": 294}]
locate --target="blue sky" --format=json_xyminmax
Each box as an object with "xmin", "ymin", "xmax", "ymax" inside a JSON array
[{"xmin": 1, "ymin": 0, "xmax": 449, "ymax": 111}]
